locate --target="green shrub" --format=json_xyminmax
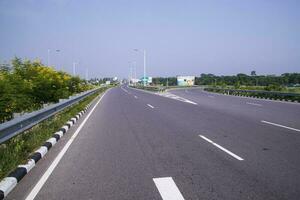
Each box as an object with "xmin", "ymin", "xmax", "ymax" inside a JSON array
[{"xmin": 0, "ymin": 58, "xmax": 94, "ymax": 122}]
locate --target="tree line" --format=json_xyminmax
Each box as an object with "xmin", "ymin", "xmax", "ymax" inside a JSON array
[
  {"xmin": 0, "ymin": 58, "xmax": 93, "ymax": 123},
  {"xmin": 152, "ymin": 73, "xmax": 300, "ymax": 89},
  {"xmin": 195, "ymin": 73, "xmax": 300, "ymax": 87}
]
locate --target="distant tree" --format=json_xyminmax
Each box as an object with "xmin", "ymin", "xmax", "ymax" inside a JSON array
[{"xmin": 251, "ymin": 70, "xmax": 256, "ymax": 76}]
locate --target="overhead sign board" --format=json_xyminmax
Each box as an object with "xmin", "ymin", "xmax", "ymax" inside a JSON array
[{"xmin": 141, "ymin": 76, "xmax": 152, "ymax": 84}]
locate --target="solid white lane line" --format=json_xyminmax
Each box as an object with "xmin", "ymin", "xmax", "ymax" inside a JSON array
[
  {"xmin": 147, "ymin": 104, "xmax": 154, "ymax": 108},
  {"xmin": 25, "ymin": 91, "xmax": 108, "ymax": 200},
  {"xmin": 261, "ymin": 120, "xmax": 300, "ymax": 132},
  {"xmin": 199, "ymin": 135, "xmax": 244, "ymax": 161},
  {"xmin": 246, "ymin": 102, "xmax": 262, "ymax": 106},
  {"xmin": 153, "ymin": 177, "xmax": 185, "ymax": 200}
]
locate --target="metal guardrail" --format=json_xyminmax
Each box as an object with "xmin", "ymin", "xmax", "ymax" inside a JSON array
[
  {"xmin": 204, "ymin": 87, "xmax": 300, "ymax": 102},
  {"xmin": 0, "ymin": 87, "xmax": 103, "ymax": 144}
]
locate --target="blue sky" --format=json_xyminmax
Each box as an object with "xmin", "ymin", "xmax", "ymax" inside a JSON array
[{"xmin": 0, "ymin": 0, "xmax": 300, "ymax": 78}]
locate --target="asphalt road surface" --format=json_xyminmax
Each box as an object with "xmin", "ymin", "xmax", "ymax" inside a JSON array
[{"xmin": 7, "ymin": 86, "xmax": 300, "ymax": 200}]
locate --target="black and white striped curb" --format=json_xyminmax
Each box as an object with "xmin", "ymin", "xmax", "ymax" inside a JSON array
[{"xmin": 0, "ymin": 103, "xmax": 92, "ymax": 200}]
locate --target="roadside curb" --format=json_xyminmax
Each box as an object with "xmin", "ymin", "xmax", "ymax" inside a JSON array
[
  {"xmin": 203, "ymin": 88, "xmax": 299, "ymax": 104},
  {"xmin": 0, "ymin": 102, "xmax": 93, "ymax": 200}
]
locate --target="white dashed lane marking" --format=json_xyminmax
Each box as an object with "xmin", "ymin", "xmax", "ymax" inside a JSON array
[
  {"xmin": 199, "ymin": 135, "xmax": 244, "ymax": 161},
  {"xmin": 147, "ymin": 104, "xmax": 154, "ymax": 109},
  {"xmin": 153, "ymin": 177, "xmax": 185, "ymax": 200},
  {"xmin": 246, "ymin": 102, "xmax": 262, "ymax": 107},
  {"xmin": 157, "ymin": 93, "xmax": 197, "ymax": 105},
  {"xmin": 261, "ymin": 120, "xmax": 300, "ymax": 132}
]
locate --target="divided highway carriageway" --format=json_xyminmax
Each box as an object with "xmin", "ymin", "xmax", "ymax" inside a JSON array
[{"xmin": 6, "ymin": 85, "xmax": 300, "ymax": 200}]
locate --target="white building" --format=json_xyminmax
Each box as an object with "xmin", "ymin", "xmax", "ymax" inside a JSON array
[{"xmin": 177, "ymin": 76, "xmax": 195, "ymax": 86}]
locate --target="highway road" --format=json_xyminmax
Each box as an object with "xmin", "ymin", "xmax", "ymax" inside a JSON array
[{"xmin": 7, "ymin": 86, "xmax": 300, "ymax": 200}]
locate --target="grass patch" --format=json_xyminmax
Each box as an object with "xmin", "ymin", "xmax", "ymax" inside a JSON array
[
  {"xmin": 131, "ymin": 85, "xmax": 164, "ymax": 92},
  {"xmin": 0, "ymin": 87, "xmax": 107, "ymax": 180}
]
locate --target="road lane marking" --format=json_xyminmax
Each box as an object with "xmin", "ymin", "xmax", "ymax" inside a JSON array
[
  {"xmin": 246, "ymin": 102, "xmax": 262, "ymax": 106},
  {"xmin": 121, "ymin": 87, "xmax": 129, "ymax": 93},
  {"xmin": 147, "ymin": 104, "xmax": 154, "ymax": 108},
  {"xmin": 153, "ymin": 177, "xmax": 185, "ymax": 200},
  {"xmin": 157, "ymin": 93, "xmax": 197, "ymax": 105},
  {"xmin": 183, "ymin": 99, "xmax": 197, "ymax": 105},
  {"xmin": 261, "ymin": 120, "xmax": 300, "ymax": 132},
  {"xmin": 25, "ymin": 91, "xmax": 109, "ymax": 200},
  {"xmin": 208, "ymin": 95, "xmax": 215, "ymax": 98},
  {"xmin": 134, "ymin": 96, "xmax": 138, "ymax": 99},
  {"xmin": 199, "ymin": 135, "xmax": 244, "ymax": 161}
]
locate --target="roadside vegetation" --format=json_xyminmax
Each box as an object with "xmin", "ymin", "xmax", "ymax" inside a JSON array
[
  {"xmin": 196, "ymin": 72, "xmax": 300, "ymax": 93},
  {"xmin": 0, "ymin": 88, "xmax": 106, "ymax": 180},
  {"xmin": 149, "ymin": 72, "xmax": 300, "ymax": 102},
  {"xmin": 131, "ymin": 84, "xmax": 164, "ymax": 92},
  {"xmin": 152, "ymin": 72, "xmax": 300, "ymax": 93},
  {"xmin": 0, "ymin": 58, "xmax": 93, "ymax": 123}
]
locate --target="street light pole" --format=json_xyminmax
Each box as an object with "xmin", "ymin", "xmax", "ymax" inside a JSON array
[
  {"xmin": 85, "ymin": 68, "xmax": 89, "ymax": 80},
  {"xmin": 47, "ymin": 49, "xmax": 61, "ymax": 69},
  {"xmin": 55, "ymin": 49, "xmax": 61, "ymax": 70},
  {"xmin": 130, "ymin": 66, "xmax": 133, "ymax": 86},
  {"xmin": 73, "ymin": 62, "xmax": 76, "ymax": 76},
  {"xmin": 143, "ymin": 50, "xmax": 146, "ymax": 86},
  {"xmin": 47, "ymin": 49, "xmax": 50, "ymax": 67},
  {"xmin": 167, "ymin": 77, "xmax": 169, "ymax": 88},
  {"xmin": 133, "ymin": 49, "xmax": 147, "ymax": 86},
  {"xmin": 133, "ymin": 61, "xmax": 137, "ymax": 86}
]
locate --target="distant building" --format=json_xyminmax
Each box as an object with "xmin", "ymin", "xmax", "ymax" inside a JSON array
[
  {"xmin": 177, "ymin": 76, "xmax": 195, "ymax": 86},
  {"xmin": 130, "ymin": 78, "xmax": 140, "ymax": 84}
]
